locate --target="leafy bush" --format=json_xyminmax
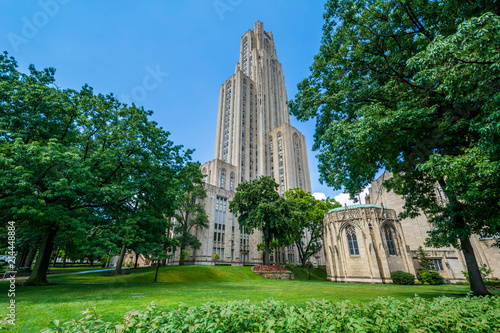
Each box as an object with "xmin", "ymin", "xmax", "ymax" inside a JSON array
[
  {"xmin": 391, "ymin": 270, "xmax": 415, "ymax": 285},
  {"xmin": 486, "ymin": 280, "xmax": 500, "ymax": 287},
  {"xmin": 40, "ymin": 296, "xmax": 500, "ymax": 332},
  {"xmin": 462, "ymin": 266, "xmax": 493, "ymax": 281},
  {"xmin": 283, "ymin": 264, "xmax": 295, "ymax": 270},
  {"xmin": 457, "ymin": 280, "xmax": 500, "ymax": 286},
  {"xmin": 419, "ymin": 270, "xmax": 445, "ymax": 285}
]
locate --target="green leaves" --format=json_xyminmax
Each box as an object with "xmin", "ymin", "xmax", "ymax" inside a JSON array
[
  {"xmin": 0, "ymin": 52, "xmax": 194, "ymax": 283},
  {"xmin": 285, "ymin": 188, "xmax": 340, "ymax": 266},
  {"xmin": 291, "ymin": 1, "xmax": 500, "ymax": 295},
  {"xmin": 230, "ymin": 176, "xmax": 292, "ymax": 264},
  {"xmin": 41, "ymin": 296, "xmax": 500, "ymax": 332}
]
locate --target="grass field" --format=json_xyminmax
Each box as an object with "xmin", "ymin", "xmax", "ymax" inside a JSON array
[{"xmin": 1, "ymin": 265, "xmax": 496, "ymax": 332}]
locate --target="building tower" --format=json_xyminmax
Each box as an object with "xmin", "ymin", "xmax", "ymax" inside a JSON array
[{"xmin": 183, "ymin": 21, "xmax": 313, "ymax": 265}]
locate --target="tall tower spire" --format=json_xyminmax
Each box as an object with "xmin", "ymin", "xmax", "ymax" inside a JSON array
[
  {"xmin": 211, "ymin": 21, "xmax": 309, "ymax": 193},
  {"xmin": 192, "ymin": 22, "xmax": 314, "ymax": 267}
]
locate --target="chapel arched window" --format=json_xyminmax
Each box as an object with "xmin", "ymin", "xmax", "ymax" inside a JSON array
[
  {"xmin": 346, "ymin": 225, "xmax": 360, "ymax": 255},
  {"xmin": 384, "ymin": 225, "xmax": 397, "ymax": 255}
]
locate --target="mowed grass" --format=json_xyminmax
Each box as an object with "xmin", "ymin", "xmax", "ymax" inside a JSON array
[{"xmin": 1, "ymin": 265, "xmax": 497, "ymax": 332}]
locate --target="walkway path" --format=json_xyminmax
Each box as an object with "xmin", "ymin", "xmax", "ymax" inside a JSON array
[{"xmin": 3, "ymin": 267, "xmax": 130, "ymax": 282}]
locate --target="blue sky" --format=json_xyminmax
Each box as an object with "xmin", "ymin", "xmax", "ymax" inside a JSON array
[{"xmin": 0, "ymin": 0, "xmax": 359, "ymax": 202}]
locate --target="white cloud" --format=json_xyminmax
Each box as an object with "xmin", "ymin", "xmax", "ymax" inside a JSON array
[
  {"xmin": 334, "ymin": 188, "xmax": 370, "ymax": 206},
  {"xmin": 312, "ymin": 192, "xmax": 327, "ymax": 200}
]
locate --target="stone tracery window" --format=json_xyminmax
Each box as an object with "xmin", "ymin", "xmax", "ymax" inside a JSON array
[
  {"xmin": 346, "ymin": 225, "xmax": 360, "ymax": 255},
  {"xmin": 383, "ymin": 225, "xmax": 397, "ymax": 255}
]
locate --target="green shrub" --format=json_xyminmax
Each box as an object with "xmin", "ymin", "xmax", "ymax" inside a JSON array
[
  {"xmin": 391, "ymin": 270, "xmax": 415, "ymax": 285},
  {"xmin": 283, "ymin": 264, "xmax": 294, "ymax": 270},
  {"xmin": 40, "ymin": 296, "xmax": 500, "ymax": 333},
  {"xmin": 419, "ymin": 270, "xmax": 445, "ymax": 285}
]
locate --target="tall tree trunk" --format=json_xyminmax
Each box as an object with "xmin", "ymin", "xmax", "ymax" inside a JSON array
[
  {"xmin": 24, "ymin": 226, "xmax": 58, "ymax": 286},
  {"xmin": 61, "ymin": 253, "xmax": 67, "ymax": 268},
  {"xmin": 52, "ymin": 246, "xmax": 60, "ymax": 267},
  {"xmin": 461, "ymin": 237, "xmax": 490, "ymax": 296},
  {"xmin": 134, "ymin": 252, "xmax": 139, "ymax": 268},
  {"xmin": 24, "ymin": 246, "xmax": 37, "ymax": 271},
  {"xmin": 115, "ymin": 243, "xmax": 127, "ymax": 275},
  {"xmin": 179, "ymin": 246, "xmax": 185, "ymax": 266},
  {"xmin": 296, "ymin": 242, "xmax": 307, "ymax": 268},
  {"xmin": 106, "ymin": 249, "xmax": 112, "ymax": 267},
  {"xmin": 15, "ymin": 245, "xmax": 28, "ymax": 268},
  {"xmin": 264, "ymin": 238, "xmax": 270, "ymax": 265},
  {"xmin": 89, "ymin": 257, "xmax": 94, "ymax": 267},
  {"xmin": 438, "ymin": 178, "xmax": 491, "ymax": 296}
]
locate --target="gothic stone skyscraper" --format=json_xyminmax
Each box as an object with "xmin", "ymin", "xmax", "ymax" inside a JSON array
[{"xmin": 178, "ymin": 21, "xmax": 313, "ymax": 265}]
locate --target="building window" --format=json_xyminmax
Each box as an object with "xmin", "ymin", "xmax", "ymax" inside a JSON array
[
  {"xmin": 384, "ymin": 225, "xmax": 397, "ymax": 256},
  {"xmin": 269, "ymin": 137, "xmax": 274, "ymax": 179},
  {"xmin": 295, "ymin": 140, "xmax": 303, "ymax": 188},
  {"xmin": 277, "ymin": 133, "xmax": 284, "ymax": 195},
  {"xmin": 220, "ymin": 170, "xmax": 226, "ymax": 189},
  {"xmin": 249, "ymin": 56, "xmax": 253, "ymax": 78},
  {"xmin": 223, "ymin": 84, "xmax": 232, "ymax": 162},
  {"xmin": 346, "ymin": 225, "xmax": 359, "ymax": 255},
  {"xmin": 241, "ymin": 80, "xmax": 246, "ymax": 181},
  {"xmin": 432, "ymin": 259, "xmax": 444, "ymax": 271},
  {"xmin": 243, "ymin": 37, "xmax": 248, "ymax": 76},
  {"xmin": 214, "ymin": 197, "xmax": 227, "ymax": 244},
  {"xmin": 213, "ymin": 247, "xmax": 225, "ymax": 259},
  {"xmin": 230, "ymin": 175, "xmax": 234, "ymax": 191}
]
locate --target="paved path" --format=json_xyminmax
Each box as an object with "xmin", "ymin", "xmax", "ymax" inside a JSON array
[{"xmin": 3, "ymin": 267, "xmax": 130, "ymax": 282}]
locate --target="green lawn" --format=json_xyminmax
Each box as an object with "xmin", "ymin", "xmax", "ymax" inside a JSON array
[{"xmin": 1, "ymin": 265, "xmax": 497, "ymax": 332}]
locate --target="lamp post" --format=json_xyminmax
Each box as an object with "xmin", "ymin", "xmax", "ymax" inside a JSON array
[
  {"xmin": 240, "ymin": 250, "xmax": 248, "ymax": 266},
  {"xmin": 154, "ymin": 258, "xmax": 160, "ymax": 283}
]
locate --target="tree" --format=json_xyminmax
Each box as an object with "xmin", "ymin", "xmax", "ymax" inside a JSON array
[
  {"xmin": 416, "ymin": 246, "xmax": 434, "ymax": 272},
  {"xmin": 289, "ymin": 1, "xmax": 499, "ymax": 295},
  {"xmin": 229, "ymin": 176, "xmax": 292, "ymax": 265},
  {"xmin": 172, "ymin": 162, "xmax": 209, "ymax": 265},
  {"xmin": 285, "ymin": 188, "xmax": 339, "ymax": 267},
  {"xmin": 0, "ymin": 52, "xmax": 191, "ymax": 285}
]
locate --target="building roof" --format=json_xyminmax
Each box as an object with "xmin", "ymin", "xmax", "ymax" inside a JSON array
[{"xmin": 329, "ymin": 204, "xmax": 391, "ymax": 213}]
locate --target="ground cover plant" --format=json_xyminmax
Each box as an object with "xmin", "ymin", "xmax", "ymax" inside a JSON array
[
  {"xmin": 252, "ymin": 265, "xmax": 290, "ymax": 272},
  {"xmin": 1, "ymin": 266, "xmax": 497, "ymax": 332},
  {"xmin": 42, "ymin": 296, "xmax": 500, "ymax": 332}
]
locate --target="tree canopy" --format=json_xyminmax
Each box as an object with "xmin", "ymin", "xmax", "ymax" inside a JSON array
[
  {"xmin": 290, "ymin": 0, "xmax": 499, "ymax": 295},
  {"xmin": 0, "ymin": 52, "xmax": 192, "ymax": 285},
  {"xmin": 172, "ymin": 162, "xmax": 209, "ymax": 265},
  {"xmin": 229, "ymin": 176, "xmax": 292, "ymax": 265},
  {"xmin": 285, "ymin": 188, "xmax": 340, "ymax": 267}
]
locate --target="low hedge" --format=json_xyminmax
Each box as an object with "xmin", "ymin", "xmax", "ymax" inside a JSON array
[
  {"xmin": 40, "ymin": 296, "xmax": 500, "ymax": 332},
  {"xmin": 419, "ymin": 270, "xmax": 445, "ymax": 285},
  {"xmin": 390, "ymin": 270, "xmax": 415, "ymax": 285}
]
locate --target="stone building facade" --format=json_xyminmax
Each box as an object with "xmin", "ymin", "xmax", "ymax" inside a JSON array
[
  {"xmin": 324, "ymin": 172, "xmax": 500, "ymax": 283},
  {"xmin": 171, "ymin": 21, "xmax": 317, "ymax": 266}
]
